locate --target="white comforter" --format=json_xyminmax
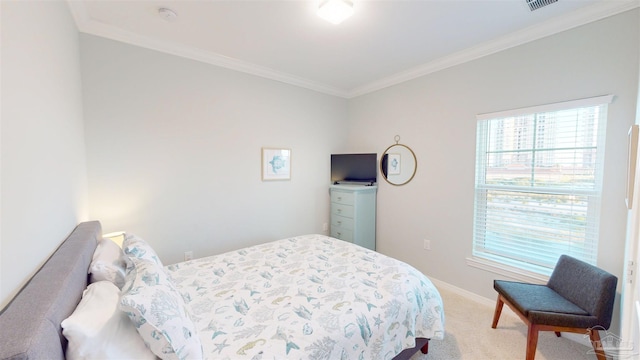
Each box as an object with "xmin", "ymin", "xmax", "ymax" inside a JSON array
[{"xmin": 165, "ymin": 235, "xmax": 445, "ymax": 360}]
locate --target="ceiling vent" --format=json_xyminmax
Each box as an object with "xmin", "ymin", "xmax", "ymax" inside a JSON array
[{"xmin": 526, "ymin": 0, "xmax": 558, "ymax": 11}]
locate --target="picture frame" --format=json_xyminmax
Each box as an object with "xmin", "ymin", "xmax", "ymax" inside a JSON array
[
  {"xmin": 627, "ymin": 125, "xmax": 639, "ymax": 209},
  {"xmin": 388, "ymin": 153, "xmax": 401, "ymax": 175},
  {"xmin": 262, "ymin": 148, "xmax": 291, "ymax": 181}
]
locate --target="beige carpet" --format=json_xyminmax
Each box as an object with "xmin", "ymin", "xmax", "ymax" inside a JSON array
[{"xmin": 410, "ymin": 286, "xmax": 595, "ymax": 360}]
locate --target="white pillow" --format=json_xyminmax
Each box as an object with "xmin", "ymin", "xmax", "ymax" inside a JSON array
[
  {"xmin": 120, "ymin": 256, "xmax": 202, "ymax": 360},
  {"xmin": 61, "ymin": 281, "xmax": 156, "ymax": 360},
  {"xmin": 89, "ymin": 238, "xmax": 126, "ymax": 288}
]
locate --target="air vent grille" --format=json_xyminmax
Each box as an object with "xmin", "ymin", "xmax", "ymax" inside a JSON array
[{"xmin": 526, "ymin": 0, "xmax": 557, "ymax": 11}]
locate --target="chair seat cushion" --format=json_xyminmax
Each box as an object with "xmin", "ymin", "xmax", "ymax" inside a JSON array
[{"xmin": 494, "ymin": 280, "xmax": 596, "ymax": 327}]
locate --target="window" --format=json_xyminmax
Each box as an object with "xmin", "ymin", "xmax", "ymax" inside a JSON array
[{"xmin": 473, "ymin": 95, "xmax": 612, "ymax": 276}]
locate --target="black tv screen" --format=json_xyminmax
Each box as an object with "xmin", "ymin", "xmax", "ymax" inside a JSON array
[{"xmin": 331, "ymin": 153, "xmax": 377, "ymax": 184}]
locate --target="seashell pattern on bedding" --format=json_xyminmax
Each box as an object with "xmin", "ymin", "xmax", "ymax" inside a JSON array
[{"xmin": 165, "ymin": 234, "xmax": 445, "ymax": 360}]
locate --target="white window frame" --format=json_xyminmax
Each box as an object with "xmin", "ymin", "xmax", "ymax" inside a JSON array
[{"xmin": 469, "ymin": 95, "xmax": 613, "ymax": 280}]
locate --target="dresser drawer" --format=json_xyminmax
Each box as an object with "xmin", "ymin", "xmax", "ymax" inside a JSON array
[
  {"xmin": 330, "ymin": 191, "xmax": 354, "ymax": 205},
  {"xmin": 331, "ymin": 203, "xmax": 354, "ymax": 218},
  {"xmin": 331, "ymin": 228, "xmax": 353, "ymax": 242},
  {"xmin": 331, "ymin": 214, "xmax": 354, "ymax": 230},
  {"xmin": 328, "ymin": 185, "xmax": 376, "ymax": 251}
]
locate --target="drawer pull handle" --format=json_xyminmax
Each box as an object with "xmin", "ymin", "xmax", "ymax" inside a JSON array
[
  {"xmin": 337, "ymin": 221, "xmax": 342, "ymax": 225},
  {"xmin": 337, "ymin": 232, "xmax": 342, "ymax": 236},
  {"xmin": 337, "ymin": 197, "xmax": 342, "ymax": 201}
]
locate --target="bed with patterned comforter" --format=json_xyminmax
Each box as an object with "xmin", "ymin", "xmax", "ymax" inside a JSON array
[{"xmin": 165, "ymin": 234, "xmax": 445, "ymax": 360}]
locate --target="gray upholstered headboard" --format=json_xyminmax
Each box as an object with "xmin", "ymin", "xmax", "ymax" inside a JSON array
[{"xmin": 0, "ymin": 221, "xmax": 101, "ymax": 360}]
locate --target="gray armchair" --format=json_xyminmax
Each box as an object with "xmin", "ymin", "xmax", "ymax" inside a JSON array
[{"xmin": 491, "ymin": 255, "xmax": 618, "ymax": 360}]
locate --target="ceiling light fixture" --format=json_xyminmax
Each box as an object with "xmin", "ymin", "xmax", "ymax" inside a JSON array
[{"xmin": 317, "ymin": 0, "xmax": 354, "ymax": 25}]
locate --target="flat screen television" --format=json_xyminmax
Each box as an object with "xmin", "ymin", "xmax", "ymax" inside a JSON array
[{"xmin": 331, "ymin": 153, "xmax": 377, "ymax": 185}]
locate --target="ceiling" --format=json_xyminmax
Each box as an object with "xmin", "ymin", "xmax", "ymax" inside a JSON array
[{"xmin": 67, "ymin": 0, "xmax": 638, "ymax": 98}]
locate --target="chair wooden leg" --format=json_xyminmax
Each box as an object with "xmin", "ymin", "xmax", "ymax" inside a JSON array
[
  {"xmin": 492, "ymin": 295, "xmax": 504, "ymax": 328},
  {"xmin": 554, "ymin": 331, "xmax": 561, "ymax": 337},
  {"xmin": 589, "ymin": 328, "xmax": 606, "ymax": 360},
  {"xmin": 525, "ymin": 324, "xmax": 539, "ymax": 360}
]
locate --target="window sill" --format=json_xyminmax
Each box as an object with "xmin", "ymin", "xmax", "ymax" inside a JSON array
[{"xmin": 466, "ymin": 256, "xmax": 549, "ymax": 284}]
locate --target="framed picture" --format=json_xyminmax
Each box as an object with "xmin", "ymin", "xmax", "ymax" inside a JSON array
[
  {"xmin": 388, "ymin": 153, "xmax": 401, "ymax": 175},
  {"xmin": 627, "ymin": 125, "xmax": 639, "ymax": 209},
  {"xmin": 262, "ymin": 148, "xmax": 291, "ymax": 181}
]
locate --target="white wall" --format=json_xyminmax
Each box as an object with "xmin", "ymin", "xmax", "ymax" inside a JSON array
[
  {"xmin": 619, "ymin": 21, "xmax": 640, "ymax": 356},
  {"xmin": 348, "ymin": 9, "xmax": 639, "ymax": 333},
  {"xmin": 0, "ymin": 1, "xmax": 89, "ymax": 308},
  {"xmin": 80, "ymin": 35, "xmax": 348, "ymax": 264}
]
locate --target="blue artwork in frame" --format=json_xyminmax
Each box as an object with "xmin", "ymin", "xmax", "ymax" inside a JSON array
[{"xmin": 262, "ymin": 148, "xmax": 291, "ymax": 181}]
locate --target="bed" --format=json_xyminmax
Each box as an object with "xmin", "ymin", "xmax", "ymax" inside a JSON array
[{"xmin": 0, "ymin": 221, "xmax": 445, "ymax": 360}]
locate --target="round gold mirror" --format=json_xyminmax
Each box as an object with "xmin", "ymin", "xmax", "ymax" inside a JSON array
[{"xmin": 380, "ymin": 136, "xmax": 417, "ymax": 186}]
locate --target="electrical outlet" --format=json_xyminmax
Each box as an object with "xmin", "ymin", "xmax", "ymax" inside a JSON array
[
  {"xmin": 423, "ymin": 239, "xmax": 431, "ymax": 250},
  {"xmin": 184, "ymin": 251, "xmax": 193, "ymax": 261}
]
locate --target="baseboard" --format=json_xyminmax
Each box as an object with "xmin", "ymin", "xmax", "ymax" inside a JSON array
[{"xmin": 428, "ymin": 277, "xmax": 496, "ymax": 308}]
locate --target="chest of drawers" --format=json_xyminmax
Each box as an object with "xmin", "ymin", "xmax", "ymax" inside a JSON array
[{"xmin": 329, "ymin": 185, "xmax": 377, "ymax": 250}]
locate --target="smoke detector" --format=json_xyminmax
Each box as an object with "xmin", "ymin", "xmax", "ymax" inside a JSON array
[
  {"xmin": 526, "ymin": 0, "xmax": 558, "ymax": 11},
  {"xmin": 158, "ymin": 7, "xmax": 178, "ymax": 21}
]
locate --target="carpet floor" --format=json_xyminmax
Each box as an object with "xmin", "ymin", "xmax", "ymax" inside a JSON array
[{"xmin": 409, "ymin": 286, "xmax": 595, "ymax": 360}]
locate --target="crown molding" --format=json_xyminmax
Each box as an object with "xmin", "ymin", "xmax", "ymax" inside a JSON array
[
  {"xmin": 347, "ymin": 0, "xmax": 640, "ymax": 98},
  {"xmin": 66, "ymin": 1, "xmax": 350, "ymax": 98},
  {"xmin": 67, "ymin": 1, "xmax": 638, "ymax": 100}
]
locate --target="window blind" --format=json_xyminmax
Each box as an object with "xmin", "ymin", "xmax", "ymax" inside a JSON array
[{"xmin": 473, "ymin": 96, "xmax": 611, "ymax": 275}]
